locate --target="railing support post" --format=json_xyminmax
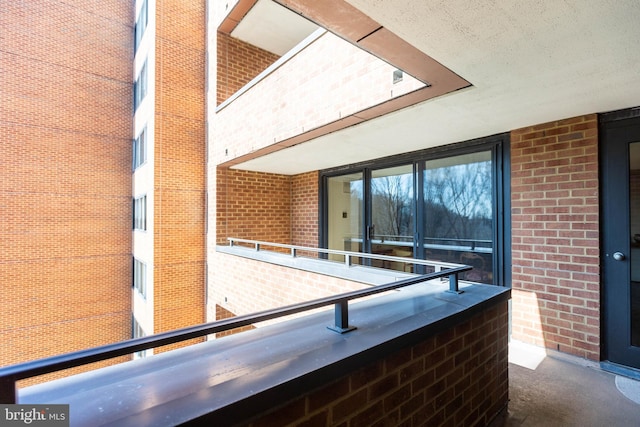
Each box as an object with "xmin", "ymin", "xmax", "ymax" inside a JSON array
[
  {"xmin": 446, "ymin": 273, "xmax": 464, "ymax": 294},
  {"xmin": 255, "ymin": 243, "xmax": 260, "ymax": 251},
  {"xmin": 0, "ymin": 377, "xmax": 17, "ymax": 404},
  {"xmin": 291, "ymin": 248, "xmax": 297, "ymax": 257},
  {"xmin": 327, "ymin": 301, "xmax": 356, "ymax": 334}
]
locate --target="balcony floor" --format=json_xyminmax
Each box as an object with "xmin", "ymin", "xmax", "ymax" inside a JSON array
[{"xmin": 493, "ymin": 341, "xmax": 640, "ymax": 426}]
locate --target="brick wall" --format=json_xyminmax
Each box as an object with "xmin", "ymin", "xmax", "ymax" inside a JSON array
[
  {"xmin": 246, "ymin": 301, "xmax": 509, "ymax": 426},
  {"xmin": 217, "ymin": 31, "xmax": 280, "ymax": 105},
  {"xmin": 0, "ymin": 0, "xmax": 133, "ymax": 382},
  {"xmin": 510, "ymin": 114, "xmax": 600, "ymax": 360},
  {"xmin": 215, "ymin": 169, "xmax": 319, "ymax": 248},
  {"xmin": 292, "ymin": 171, "xmax": 319, "ymax": 248},
  {"xmin": 216, "ymin": 168, "xmax": 292, "ymax": 245},
  {"xmin": 153, "ymin": 0, "xmax": 206, "ymax": 342},
  {"xmin": 211, "ymin": 252, "xmax": 370, "ymax": 325}
]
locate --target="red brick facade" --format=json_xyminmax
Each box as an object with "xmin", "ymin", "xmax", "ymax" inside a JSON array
[
  {"xmin": 292, "ymin": 171, "xmax": 319, "ymax": 248},
  {"xmin": 510, "ymin": 114, "xmax": 600, "ymax": 360},
  {"xmin": 216, "ymin": 168, "xmax": 292, "ymax": 245},
  {"xmin": 247, "ymin": 301, "xmax": 509, "ymax": 426},
  {"xmin": 0, "ymin": 0, "xmax": 133, "ymax": 381},
  {"xmin": 153, "ymin": 0, "xmax": 206, "ymax": 343},
  {"xmin": 216, "ymin": 31, "xmax": 280, "ymax": 105}
]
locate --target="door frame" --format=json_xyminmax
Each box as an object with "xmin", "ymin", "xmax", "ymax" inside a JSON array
[{"xmin": 600, "ymin": 108, "xmax": 640, "ymax": 371}]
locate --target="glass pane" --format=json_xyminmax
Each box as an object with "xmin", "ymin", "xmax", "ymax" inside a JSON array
[
  {"xmin": 327, "ymin": 173, "xmax": 363, "ymax": 264},
  {"xmin": 424, "ymin": 152, "xmax": 493, "ymax": 283},
  {"xmin": 371, "ymin": 165, "xmax": 414, "ymax": 272},
  {"xmin": 629, "ymin": 142, "xmax": 640, "ymax": 346}
]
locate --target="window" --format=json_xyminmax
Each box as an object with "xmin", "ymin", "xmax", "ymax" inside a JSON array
[
  {"xmin": 133, "ymin": 126, "xmax": 147, "ymax": 170},
  {"xmin": 133, "ymin": 195, "xmax": 147, "ymax": 231},
  {"xmin": 133, "ymin": 257, "xmax": 147, "ymax": 298},
  {"xmin": 322, "ymin": 135, "xmax": 510, "ymax": 286},
  {"xmin": 134, "ymin": 59, "xmax": 148, "ymax": 112},
  {"xmin": 132, "ymin": 316, "xmax": 147, "ymax": 358},
  {"xmin": 370, "ymin": 164, "xmax": 414, "ymax": 267},
  {"xmin": 326, "ymin": 173, "xmax": 362, "ymax": 263},
  {"xmin": 423, "ymin": 152, "xmax": 493, "ymax": 282},
  {"xmin": 134, "ymin": 0, "xmax": 148, "ymax": 52}
]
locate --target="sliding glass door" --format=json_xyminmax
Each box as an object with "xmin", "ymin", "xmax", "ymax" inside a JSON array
[
  {"xmin": 326, "ymin": 173, "xmax": 363, "ymax": 263},
  {"xmin": 370, "ymin": 165, "xmax": 415, "ymax": 271},
  {"xmin": 322, "ymin": 136, "xmax": 508, "ymax": 285},
  {"xmin": 423, "ymin": 152, "xmax": 493, "ymax": 282}
]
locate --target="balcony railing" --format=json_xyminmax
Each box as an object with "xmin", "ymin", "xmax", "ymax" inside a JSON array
[
  {"xmin": 0, "ymin": 242, "xmax": 471, "ymax": 405},
  {"xmin": 227, "ymin": 237, "xmax": 466, "ymax": 272}
]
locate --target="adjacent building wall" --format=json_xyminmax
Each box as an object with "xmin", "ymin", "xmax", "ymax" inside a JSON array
[
  {"xmin": 0, "ymin": 0, "xmax": 133, "ymax": 380},
  {"xmin": 510, "ymin": 114, "xmax": 600, "ymax": 360},
  {"xmin": 153, "ymin": 0, "xmax": 206, "ymax": 343}
]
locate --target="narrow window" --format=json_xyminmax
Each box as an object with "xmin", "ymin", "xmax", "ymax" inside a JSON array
[
  {"xmin": 132, "ymin": 316, "xmax": 147, "ymax": 358},
  {"xmin": 133, "ymin": 126, "xmax": 147, "ymax": 170},
  {"xmin": 133, "ymin": 257, "xmax": 147, "ymax": 298},
  {"xmin": 134, "ymin": 0, "xmax": 148, "ymax": 52},
  {"xmin": 133, "ymin": 195, "xmax": 147, "ymax": 231},
  {"xmin": 134, "ymin": 60, "xmax": 148, "ymax": 112}
]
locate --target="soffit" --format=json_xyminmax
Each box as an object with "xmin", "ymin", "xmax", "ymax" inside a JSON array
[
  {"xmin": 225, "ymin": 0, "xmax": 640, "ymax": 175},
  {"xmin": 220, "ymin": 0, "xmax": 319, "ymax": 56}
]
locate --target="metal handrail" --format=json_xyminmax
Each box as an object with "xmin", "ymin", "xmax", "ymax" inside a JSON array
[
  {"xmin": 227, "ymin": 237, "xmax": 464, "ymax": 271},
  {"xmin": 0, "ymin": 263, "xmax": 470, "ymax": 404}
]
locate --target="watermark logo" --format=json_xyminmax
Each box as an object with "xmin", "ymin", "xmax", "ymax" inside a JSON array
[{"xmin": 0, "ymin": 405, "xmax": 69, "ymax": 426}]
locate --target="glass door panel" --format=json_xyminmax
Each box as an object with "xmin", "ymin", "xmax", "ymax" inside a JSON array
[
  {"xmin": 370, "ymin": 165, "xmax": 414, "ymax": 272},
  {"xmin": 327, "ymin": 173, "xmax": 363, "ymax": 264},
  {"xmin": 423, "ymin": 152, "xmax": 494, "ymax": 283}
]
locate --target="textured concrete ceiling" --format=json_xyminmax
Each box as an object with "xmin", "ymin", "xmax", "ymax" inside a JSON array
[{"xmin": 229, "ymin": 0, "xmax": 640, "ymax": 174}]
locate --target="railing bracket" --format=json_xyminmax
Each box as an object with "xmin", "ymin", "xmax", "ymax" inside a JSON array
[
  {"xmin": 329, "ymin": 301, "xmax": 357, "ymax": 334},
  {"xmin": 327, "ymin": 325, "xmax": 357, "ymax": 334},
  {"xmin": 447, "ymin": 273, "xmax": 464, "ymax": 294}
]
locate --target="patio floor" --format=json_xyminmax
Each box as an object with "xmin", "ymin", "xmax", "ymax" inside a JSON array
[{"xmin": 493, "ymin": 340, "xmax": 640, "ymax": 426}]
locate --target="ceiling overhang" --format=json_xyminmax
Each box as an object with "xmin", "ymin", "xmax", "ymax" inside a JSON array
[
  {"xmin": 218, "ymin": 0, "xmax": 640, "ymax": 175},
  {"xmin": 217, "ymin": 0, "xmax": 471, "ymax": 171}
]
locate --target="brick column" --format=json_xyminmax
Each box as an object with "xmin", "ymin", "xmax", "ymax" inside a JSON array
[{"xmin": 510, "ymin": 114, "xmax": 600, "ymax": 360}]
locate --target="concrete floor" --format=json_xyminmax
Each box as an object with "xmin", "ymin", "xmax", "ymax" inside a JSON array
[{"xmin": 495, "ymin": 341, "xmax": 640, "ymax": 426}]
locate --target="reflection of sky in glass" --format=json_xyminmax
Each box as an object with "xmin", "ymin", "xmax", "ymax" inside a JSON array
[
  {"xmin": 424, "ymin": 152, "xmax": 493, "ymax": 241},
  {"xmin": 371, "ymin": 174, "xmax": 413, "ymax": 198},
  {"xmin": 424, "ymin": 161, "xmax": 492, "ymax": 219},
  {"xmin": 371, "ymin": 166, "xmax": 414, "ymax": 238}
]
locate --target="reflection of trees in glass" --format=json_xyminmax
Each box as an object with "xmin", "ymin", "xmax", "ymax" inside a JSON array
[
  {"xmin": 371, "ymin": 174, "xmax": 413, "ymax": 240},
  {"xmin": 424, "ymin": 161, "xmax": 492, "ymax": 242}
]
